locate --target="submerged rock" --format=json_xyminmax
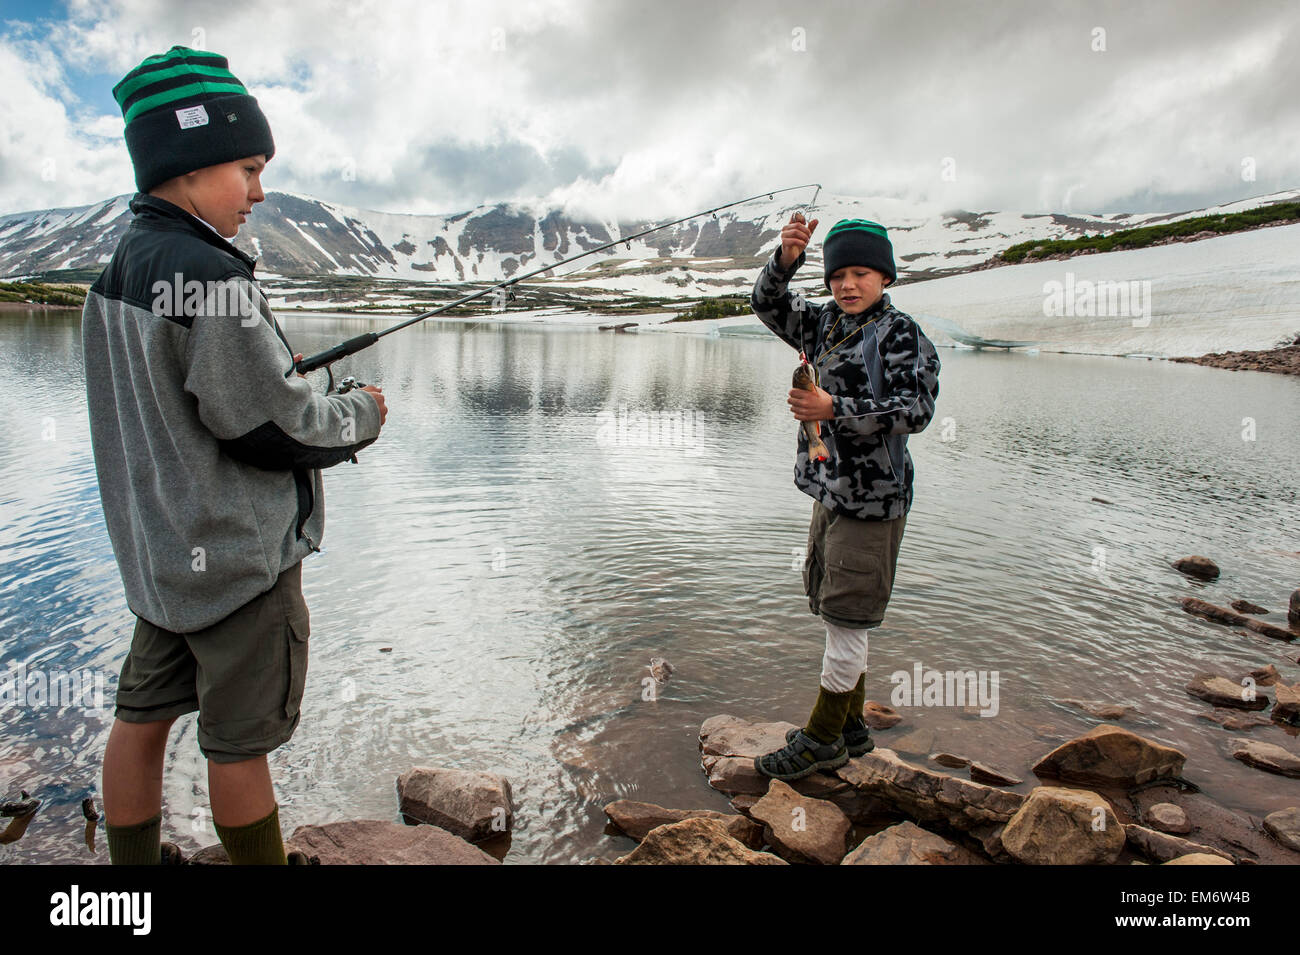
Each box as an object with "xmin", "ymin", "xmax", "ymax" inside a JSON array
[
  {"xmin": 749, "ymin": 779, "xmax": 851, "ymax": 865},
  {"xmin": 1172, "ymin": 556, "xmax": 1220, "ymax": 580},
  {"xmin": 1032, "ymin": 724, "xmax": 1186, "ymax": 787},
  {"xmin": 613, "ymin": 817, "xmax": 786, "ymax": 865},
  {"xmin": 842, "ymin": 820, "xmax": 987, "ymax": 865},
  {"xmin": 1184, "ymin": 673, "xmax": 1270, "ymax": 711},
  {"xmin": 1230, "ymin": 599, "xmax": 1270, "ymax": 615},
  {"xmin": 1000, "ymin": 787, "xmax": 1125, "ymax": 865},
  {"xmin": 1196, "ymin": 708, "xmax": 1274, "ymax": 731},
  {"xmin": 969, "ymin": 762, "xmax": 1024, "ymax": 786},
  {"xmin": 1057, "ymin": 698, "xmax": 1136, "ymax": 720},
  {"xmin": 1229, "ymin": 738, "xmax": 1300, "ymax": 778}
]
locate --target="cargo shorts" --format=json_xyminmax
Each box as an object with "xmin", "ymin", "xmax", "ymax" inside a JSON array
[
  {"xmin": 114, "ymin": 560, "xmax": 311, "ymax": 764},
  {"xmin": 802, "ymin": 501, "xmax": 907, "ymax": 629}
]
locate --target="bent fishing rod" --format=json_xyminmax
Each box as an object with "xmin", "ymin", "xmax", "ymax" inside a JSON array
[{"xmin": 295, "ymin": 182, "xmax": 822, "ymax": 394}]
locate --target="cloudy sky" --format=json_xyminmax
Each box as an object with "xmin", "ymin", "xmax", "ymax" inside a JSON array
[{"xmin": 1, "ymin": 0, "xmax": 1296, "ymax": 221}]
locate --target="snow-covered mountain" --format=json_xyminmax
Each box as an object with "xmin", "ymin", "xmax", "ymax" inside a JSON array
[{"xmin": 3, "ymin": 188, "xmax": 1297, "ymax": 298}]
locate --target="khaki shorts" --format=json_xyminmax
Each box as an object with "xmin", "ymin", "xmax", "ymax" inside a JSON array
[
  {"xmin": 802, "ymin": 501, "xmax": 907, "ymax": 628},
  {"xmin": 114, "ymin": 561, "xmax": 311, "ymax": 764}
]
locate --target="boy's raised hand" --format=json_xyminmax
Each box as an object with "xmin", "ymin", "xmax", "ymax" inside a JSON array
[{"xmin": 779, "ymin": 212, "xmax": 818, "ymax": 270}]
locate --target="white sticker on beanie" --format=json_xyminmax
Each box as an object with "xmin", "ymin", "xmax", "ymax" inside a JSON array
[{"xmin": 175, "ymin": 104, "xmax": 210, "ymax": 129}]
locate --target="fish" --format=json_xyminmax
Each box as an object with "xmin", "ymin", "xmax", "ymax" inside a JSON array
[{"xmin": 792, "ymin": 362, "xmax": 830, "ymax": 461}]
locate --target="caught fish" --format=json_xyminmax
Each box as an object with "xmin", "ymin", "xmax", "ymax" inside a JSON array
[{"xmin": 791, "ymin": 362, "xmax": 830, "ymax": 462}]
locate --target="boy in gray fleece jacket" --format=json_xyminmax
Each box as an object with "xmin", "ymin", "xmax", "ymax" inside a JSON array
[{"xmin": 82, "ymin": 46, "xmax": 387, "ymax": 864}]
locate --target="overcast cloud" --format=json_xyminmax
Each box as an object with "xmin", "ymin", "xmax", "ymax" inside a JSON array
[{"xmin": 1, "ymin": 0, "xmax": 1296, "ymax": 220}]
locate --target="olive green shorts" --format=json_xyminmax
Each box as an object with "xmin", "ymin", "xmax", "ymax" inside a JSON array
[
  {"xmin": 114, "ymin": 560, "xmax": 311, "ymax": 764},
  {"xmin": 802, "ymin": 501, "xmax": 907, "ymax": 629}
]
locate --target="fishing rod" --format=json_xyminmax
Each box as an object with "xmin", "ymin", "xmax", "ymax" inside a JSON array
[{"xmin": 295, "ymin": 182, "xmax": 823, "ymax": 394}]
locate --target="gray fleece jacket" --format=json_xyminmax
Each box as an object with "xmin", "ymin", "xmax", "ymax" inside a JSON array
[{"xmin": 81, "ymin": 193, "xmax": 382, "ymax": 633}]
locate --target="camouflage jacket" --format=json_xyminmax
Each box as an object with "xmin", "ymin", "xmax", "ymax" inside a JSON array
[{"xmin": 751, "ymin": 245, "xmax": 941, "ymax": 520}]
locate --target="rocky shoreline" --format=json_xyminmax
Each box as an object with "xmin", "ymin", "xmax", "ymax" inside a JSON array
[{"xmin": 1166, "ymin": 342, "xmax": 1300, "ymax": 378}]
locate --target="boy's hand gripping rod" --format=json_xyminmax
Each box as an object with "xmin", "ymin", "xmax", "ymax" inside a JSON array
[{"xmin": 295, "ymin": 183, "xmax": 822, "ymax": 394}]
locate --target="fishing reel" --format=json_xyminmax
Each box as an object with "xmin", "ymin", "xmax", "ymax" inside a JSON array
[{"xmin": 334, "ymin": 374, "xmax": 368, "ymax": 395}]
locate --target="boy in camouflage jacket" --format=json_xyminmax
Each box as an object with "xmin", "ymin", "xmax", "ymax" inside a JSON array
[{"xmin": 750, "ymin": 214, "xmax": 941, "ymax": 780}]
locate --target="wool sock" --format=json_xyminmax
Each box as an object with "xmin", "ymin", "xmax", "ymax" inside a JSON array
[
  {"xmin": 215, "ymin": 803, "xmax": 287, "ymax": 865},
  {"xmin": 845, "ymin": 672, "xmax": 867, "ymax": 729},
  {"xmin": 804, "ymin": 685, "xmax": 854, "ymax": 744},
  {"xmin": 106, "ymin": 811, "xmax": 163, "ymax": 865}
]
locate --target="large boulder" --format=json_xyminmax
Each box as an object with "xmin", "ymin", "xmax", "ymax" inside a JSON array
[
  {"xmin": 749, "ymin": 779, "xmax": 851, "ymax": 865},
  {"xmin": 1185, "ymin": 673, "xmax": 1270, "ymax": 710},
  {"xmin": 1229, "ymin": 738, "xmax": 1300, "ymax": 778},
  {"xmin": 1032, "ymin": 724, "xmax": 1185, "ymax": 787},
  {"xmin": 603, "ymin": 800, "xmax": 762, "ymax": 848},
  {"xmin": 842, "ymin": 821, "xmax": 987, "ymax": 865},
  {"xmin": 288, "ymin": 820, "xmax": 499, "ymax": 864},
  {"xmin": 613, "ymin": 817, "xmax": 787, "ymax": 865},
  {"xmin": 396, "ymin": 767, "xmax": 514, "ymax": 842},
  {"xmin": 1000, "ymin": 787, "xmax": 1125, "ymax": 865},
  {"xmin": 835, "ymin": 747, "xmax": 1023, "ymax": 858}
]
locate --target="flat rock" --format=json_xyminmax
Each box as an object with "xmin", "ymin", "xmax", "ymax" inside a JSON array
[
  {"xmin": 1272, "ymin": 683, "xmax": 1300, "ymax": 725},
  {"xmin": 396, "ymin": 767, "xmax": 513, "ymax": 842},
  {"xmin": 700, "ymin": 716, "xmax": 851, "ymax": 798},
  {"xmin": 1164, "ymin": 853, "xmax": 1233, "ymax": 865},
  {"xmin": 750, "ymin": 779, "xmax": 851, "ymax": 865},
  {"xmin": 1263, "ymin": 807, "xmax": 1300, "ymax": 852},
  {"xmin": 1196, "ymin": 708, "xmax": 1274, "ymax": 731},
  {"xmin": 1143, "ymin": 802, "xmax": 1191, "ymax": 835},
  {"xmin": 1181, "ymin": 596, "xmax": 1244, "ymax": 625},
  {"xmin": 1057, "ymin": 698, "xmax": 1135, "ymax": 720},
  {"xmin": 603, "ymin": 800, "xmax": 762, "ymax": 848},
  {"xmin": 1032, "ymin": 724, "xmax": 1186, "ymax": 787},
  {"xmin": 969, "ymin": 761, "xmax": 1024, "ymax": 786},
  {"xmin": 1124, "ymin": 824, "xmax": 1232, "ymax": 863},
  {"xmin": 835, "ymin": 747, "xmax": 1024, "ymax": 845},
  {"xmin": 842, "ymin": 820, "xmax": 988, "ymax": 865},
  {"xmin": 1231, "ymin": 599, "xmax": 1270, "ymax": 615},
  {"xmin": 1173, "ymin": 556, "xmax": 1220, "ymax": 579},
  {"xmin": 288, "ymin": 820, "xmax": 499, "ymax": 865},
  {"xmin": 930, "ymin": 752, "xmax": 970, "ymax": 769},
  {"xmin": 1230, "ymin": 738, "xmax": 1300, "ymax": 777},
  {"xmin": 862, "ymin": 701, "xmax": 903, "ymax": 729},
  {"xmin": 613, "ymin": 817, "xmax": 787, "ymax": 865},
  {"xmin": 699, "ymin": 715, "xmax": 800, "ymax": 758},
  {"xmin": 1185, "ymin": 673, "xmax": 1270, "ymax": 710},
  {"xmin": 1000, "ymin": 787, "xmax": 1125, "ymax": 865}
]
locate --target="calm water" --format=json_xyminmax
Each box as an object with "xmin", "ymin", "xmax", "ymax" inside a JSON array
[{"xmin": 2, "ymin": 308, "xmax": 1298, "ymax": 865}]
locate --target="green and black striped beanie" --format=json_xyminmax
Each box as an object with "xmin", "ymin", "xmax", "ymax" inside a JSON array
[
  {"xmin": 113, "ymin": 46, "xmax": 275, "ymax": 193},
  {"xmin": 822, "ymin": 218, "xmax": 896, "ymax": 290}
]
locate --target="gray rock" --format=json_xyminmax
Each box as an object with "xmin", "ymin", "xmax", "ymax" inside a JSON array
[
  {"xmin": 289, "ymin": 820, "xmax": 499, "ymax": 864},
  {"xmin": 842, "ymin": 820, "xmax": 988, "ymax": 865},
  {"xmin": 1032, "ymin": 724, "xmax": 1186, "ymax": 787},
  {"xmin": 613, "ymin": 817, "xmax": 787, "ymax": 865},
  {"xmin": 603, "ymin": 800, "xmax": 762, "ymax": 848},
  {"xmin": 1263, "ymin": 807, "xmax": 1300, "ymax": 852},
  {"xmin": 1185, "ymin": 673, "xmax": 1270, "ymax": 710},
  {"xmin": 1143, "ymin": 802, "xmax": 1191, "ymax": 835},
  {"xmin": 1000, "ymin": 787, "xmax": 1125, "ymax": 865},
  {"xmin": 1229, "ymin": 738, "xmax": 1300, "ymax": 778},
  {"xmin": 749, "ymin": 779, "xmax": 851, "ymax": 865},
  {"xmin": 396, "ymin": 767, "xmax": 513, "ymax": 842}
]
